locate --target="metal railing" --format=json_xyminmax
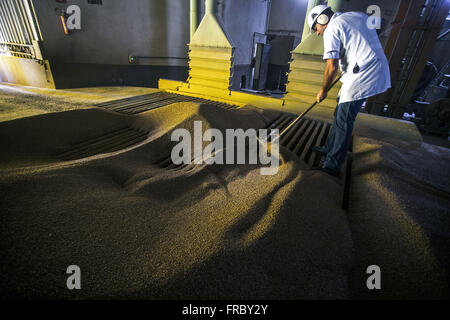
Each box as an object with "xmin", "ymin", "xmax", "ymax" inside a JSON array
[{"xmin": 0, "ymin": 0, "xmax": 43, "ymax": 59}]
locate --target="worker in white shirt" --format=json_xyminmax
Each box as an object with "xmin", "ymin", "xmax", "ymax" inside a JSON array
[{"xmin": 308, "ymin": 5, "xmax": 391, "ymax": 176}]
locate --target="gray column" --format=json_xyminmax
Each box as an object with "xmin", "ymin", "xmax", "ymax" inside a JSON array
[
  {"xmin": 301, "ymin": 0, "xmax": 324, "ymax": 42},
  {"xmin": 190, "ymin": 0, "xmax": 199, "ymax": 40},
  {"xmin": 205, "ymin": 0, "xmax": 218, "ymax": 15}
]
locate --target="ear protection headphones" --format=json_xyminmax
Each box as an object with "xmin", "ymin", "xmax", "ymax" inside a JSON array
[{"xmin": 316, "ymin": 14, "xmax": 329, "ymax": 25}]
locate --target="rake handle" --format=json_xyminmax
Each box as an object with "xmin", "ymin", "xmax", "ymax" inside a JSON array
[{"xmin": 270, "ymin": 75, "xmax": 342, "ymax": 141}]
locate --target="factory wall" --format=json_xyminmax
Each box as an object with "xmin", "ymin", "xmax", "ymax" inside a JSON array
[
  {"xmin": 266, "ymin": 0, "xmax": 309, "ymax": 91},
  {"xmin": 29, "ymin": 0, "xmax": 272, "ymax": 90},
  {"xmin": 222, "ymin": 0, "xmax": 269, "ymax": 66},
  {"xmin": 33, "ymin": 0, "xmax": 191, "ymax": 88},
  {"xmin": 222, "ymin": 0, "xmax": 269, "ymax": 90},
  {"xmin": 1, "ymin": 0, "xmax": 405, "ymax": 91},
  {"xmin": 268, "ymin": 0, "xmax": 309, "ymax": 48},
  {"xmin": 335, "ymin": 0, "xmax": 402, "ymax": 47}
]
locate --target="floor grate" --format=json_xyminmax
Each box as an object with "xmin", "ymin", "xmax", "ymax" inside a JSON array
[
  {"xmin": 267, "ymin": 114, "xmax": 354, "ymax": 210},
  {"xmin": 56, "ymin": 126, "xmax": 148, "ymax": 161},
  {"xmin": 95, "ymin": 91, "xmax": 239, "ymax": 115},
  {"xmin": 152, "ymin": 114, "xmax": 333, "ymax": 171},
  {"xmin": 152, "ymin": 112, "xmax": 353, "ymax": 210},
  {"xmin": 265, "ymin": 114, "xmax": 332, "ymax": 167},
  {"xmin": 153, "ymin": 154, "xmax": 203, "ymax": 173}
]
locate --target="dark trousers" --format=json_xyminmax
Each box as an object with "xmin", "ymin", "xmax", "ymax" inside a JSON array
[{"xmin": 322, "ymin": 99, "xmax": 366, "ymax": 172}]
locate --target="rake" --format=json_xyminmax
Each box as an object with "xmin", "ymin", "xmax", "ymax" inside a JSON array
[{"xmin": 267, "ymin": 75, "xmax": 342, "ymax": 143}]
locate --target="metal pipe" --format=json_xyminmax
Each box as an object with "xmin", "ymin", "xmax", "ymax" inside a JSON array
[
  {"xmin": 190, "ymin": 0, "xmax": 199, "ymax": 40},
  {"xmin": 23, "ymin": 0, "xmax": 41, "ymax": 41},
  {"xmin": 264, "ymin": 0, "xmax": 272, "ymax": 34},
  {"xmin": 0, "ymin": 8, "xmax": 10, "ymax": 42},
  {"xmin": 389, "ymin": 0, "xmax": 430, "ymax": 108},
  {"xmin": 437, "ymin": 28, "xmax": 450, "ymax": 40},
  {"xmin": 365, "ymin": 0, "xmax": 425, "ymax": 115},
  {"xmin": 0, "ymin": 49, "xmax": 33, "ymax": 57},
  {"xmin": 394, "ymin": 0, "xmax": 446, "ymax": 115},
  {"xmin": 17, "ymin": 0, "xmax": 32, "ymax": 40},
  {"xmin": 0, "ymin": 1, "xmax": 20, "ymax": 44},
  {"xmin": 0, "ymin": 41, "xmax": 33, "ymax": 47},
  {"xmin": 6, "ymin": 0, "xmax": 26, "ymax": 44},
  {"xmin": 28, "ymin": 0, "xmax": 43, "ymax": 40},
  {"xmin": 205, "ymin": 0, "xmax": 217, "ymax": 16},
  {"xmin": 13, "ymin": 0, "xmax": 31, "ymax": 43},
  {"xmin": 131, "ymin": 56, "xmax": 188, "ymax": 60}
]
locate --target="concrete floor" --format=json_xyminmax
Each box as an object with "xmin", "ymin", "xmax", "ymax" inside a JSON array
[{"xmin": 0, "ymin": 84, "xmax": 158, "ymax": 123}]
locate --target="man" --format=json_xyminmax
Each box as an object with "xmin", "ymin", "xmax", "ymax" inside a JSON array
[{"xmin": 308, "ymin": 5, "xmax": 391, "ymax": 176}]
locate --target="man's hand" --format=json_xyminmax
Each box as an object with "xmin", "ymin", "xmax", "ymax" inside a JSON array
[
  {"xmin": 318, "ymin": 58, "xmax": 339, "ymax": 103},
  {"xmin": 317, "ymin": 89, "xmax": 327, "ymax": 103}
]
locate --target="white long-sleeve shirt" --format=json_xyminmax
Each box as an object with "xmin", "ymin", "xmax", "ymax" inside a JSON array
[{"xmin": 323, "ymin": 12, "xmax": 391, "ymax": 103}]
